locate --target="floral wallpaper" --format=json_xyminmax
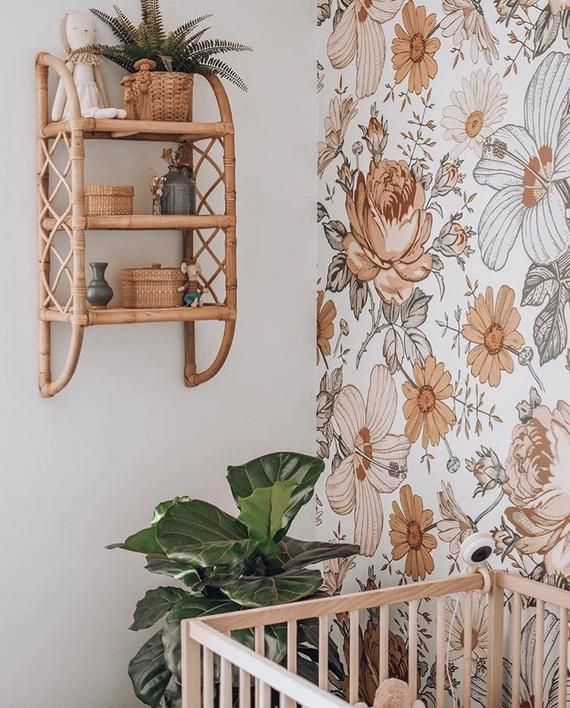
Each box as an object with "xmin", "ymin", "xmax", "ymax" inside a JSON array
[{"xmin": 315, "ymin": 0, "xmax": 570, "ymax": 704}]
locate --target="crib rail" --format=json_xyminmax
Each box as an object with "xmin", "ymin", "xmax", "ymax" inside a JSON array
[{"xmin": 182, "ymin": 570, "xmax": 570, "ymax": 708}]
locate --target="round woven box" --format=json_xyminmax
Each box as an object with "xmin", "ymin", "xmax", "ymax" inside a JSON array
[
  {"xmin": 86, "ymin": 185, "xmax": 134, "ymax": 216},
  {"xmin": 121, "ymin": 264, "xmax": 185, "ymax": 309}
]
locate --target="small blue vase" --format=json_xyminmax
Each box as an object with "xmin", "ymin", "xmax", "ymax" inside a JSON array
[{"xmin": 87, "ymin": 262, "xmax": 113, "ymax": 309}]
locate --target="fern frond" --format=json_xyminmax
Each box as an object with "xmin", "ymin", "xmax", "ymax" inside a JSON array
[
  {"xmin": 169, "ymin": 14, "xmax": 212, "ymax": 43},
  {"xmin": 183, "ymin": 39, "xmax": 252, "ymax": 60},
  {"xmin": 139, "ymin": 0, "xmax": 154, "ymax": 24},
  {"xmin": 79, "ymin": 42, "xmax": 137, "ymax": 72},
  {"xmin": 194, "ymin": 57, "xmax": 248, "ymax": 92},
  {"xmin": 90, "ymin": 8, "xmax": 134, "ymax": 43},
  {"xmin": 112, "ymin": 5, "xmax": 139, "ymax": 41}
]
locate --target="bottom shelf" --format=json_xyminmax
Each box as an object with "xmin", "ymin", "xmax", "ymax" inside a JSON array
[{"xmin": 42, "ymin": 304, "xmax": 235, "ymax": 326}]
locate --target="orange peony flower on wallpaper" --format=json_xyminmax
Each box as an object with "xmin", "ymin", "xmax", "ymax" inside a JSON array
[
  {"xmin": 402, "ymin": 355, "xmax": 456, "ymax": 448},
  {"xmin": 391, "ymin": 1, "xmax": 441, "ymax": 94},
  {"xmin": 462, "ymin": 285, "xmax": 525, "ymax": 388},
  {"xmin": 503, "ymin": 401, "xmax": 570, "ymax": 576},
  {"xmin": 344, "ymin": 160, "xmax": 433, "ymax": 304}
]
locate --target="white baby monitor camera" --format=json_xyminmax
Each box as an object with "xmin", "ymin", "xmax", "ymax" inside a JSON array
[{"xmin": 459, "ymin": 532, "xmax": 494, "ymax": 568}]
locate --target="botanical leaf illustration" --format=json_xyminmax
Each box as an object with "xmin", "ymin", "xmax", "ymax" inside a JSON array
[
  {"xmin": 402, "ymin": 327, "xmax": 432, "ymax": 365},
  {"xmin": 323, "ymin": 220, "xmax": 346, "ymax": 250},
  {"xmin": 383, "ymin": 327, "xmax": 404, "ymax": 374},
  {"xmin": 533, "ymin": 7, "xmax": 560, "ymax": 58},
  {"xmin": 327, "ymin": 253, "xmax": 352, "ymax": 291},
  {"xmin": 401, "ymin": 288, "xmax": 432, "ymax": 329},
  {"xmin": 522, "ymin": 256, "xmax": 570, "ymax": 365},
  {"xmin": 349, "ymin": 276, "xmax": 368, "ymax": 319}
]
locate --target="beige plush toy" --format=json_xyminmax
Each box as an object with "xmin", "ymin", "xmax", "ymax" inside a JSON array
[{"xmin": 354, "ymin": 678, "xmax": 425, "ymax": 708}]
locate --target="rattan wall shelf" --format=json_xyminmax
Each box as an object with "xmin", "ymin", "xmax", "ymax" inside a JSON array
[{"xmin": 36, "ymin": 52, "xmax": 237, "ymax": 397}]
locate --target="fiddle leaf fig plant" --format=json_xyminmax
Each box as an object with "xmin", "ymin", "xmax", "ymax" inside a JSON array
[{"xmin": 110, "ymin": 452, "xmax": 358, "ymax": 707}]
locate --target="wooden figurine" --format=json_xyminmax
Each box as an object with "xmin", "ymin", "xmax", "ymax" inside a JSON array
[
  {"xmin": 52, "ymin": 12, "xmax": 127, "ymax": 121},
  {"xmin": 179, "ymin": 262, "xmax": 204, "ymax": 308}
]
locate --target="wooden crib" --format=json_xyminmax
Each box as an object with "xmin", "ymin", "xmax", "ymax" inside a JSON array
[{"xmin": 181, "ymin": 570, "xmax": 570, "ymax": 707}]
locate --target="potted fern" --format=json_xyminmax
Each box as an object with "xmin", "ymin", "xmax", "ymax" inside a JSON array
[
  {"xmin": 110, "ymin": 452, "xmax": 357, "ymax": 706},
  {"xmin": 84, "ymin": 1, "xmax": 251, "ymax": 121}
]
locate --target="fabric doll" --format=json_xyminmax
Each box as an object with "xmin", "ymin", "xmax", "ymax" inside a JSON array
[
  {"xmin": 51, "ymin": 12, "xmax": 127, "ymax": 121},
  {"xmin": 355, "ymin": 678, "xmax": 425, "ymax": 708}
]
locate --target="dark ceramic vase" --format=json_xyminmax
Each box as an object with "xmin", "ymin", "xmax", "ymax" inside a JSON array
[
  {"xmin": 160, "ymin": 165, "xmax": 196, "ymax": 215},
  {"xmin": 87, "ymin": 262, "xmax": 113, "ymax": 309}
]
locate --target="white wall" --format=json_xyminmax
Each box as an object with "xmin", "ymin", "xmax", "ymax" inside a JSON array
[{"xmin": 0, "ymin": 2, "xmax": 316, "ymax": 706}]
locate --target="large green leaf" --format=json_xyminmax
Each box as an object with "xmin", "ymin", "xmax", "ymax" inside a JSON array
[
  {"xmin": 222, "ymin": 569, "xmax": 322, "ymax": 608},
  {"xmin": 108, "ymin": 499, "xmax": 191, "ymax": 555},
  {"xmin": 108, "ymin": 526, "xmax": 163, "ymax": 555},
  {"xmin": 238, "ymin": 480, "xmax": 296, "ymax": 541},
  {"xmin": 145, "ymin": 556, "xmax": 203, "ymax": 590},
  {"xmin": 227, "ymin": 452, "xmax": 324, "ymax": 539},
  {"xmin": 130, "ymin": 588, "xmax": 191, "ymax": 631},
  {"xmin": 128, "ymin": 630, "xmax": 171, "ymax": 707},
  {"xmin": 156, "ymin": 500, "xmax": 255, "ymax": 567},
  {"xmin": 280, "ymin": 537, "xmax": 359, "ymax": 571}
]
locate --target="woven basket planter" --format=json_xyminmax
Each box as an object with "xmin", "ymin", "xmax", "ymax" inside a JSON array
[
  {"xmin": 85, "ymin": 186, "xmax": 134, "ymax": 216},
  {"xmin": 121, "ymin": 264, "xmax": 185, "ymax": 309},
  {"xmin": 122, "ymin": 67, "xmax": 194, "ymax": 122}
]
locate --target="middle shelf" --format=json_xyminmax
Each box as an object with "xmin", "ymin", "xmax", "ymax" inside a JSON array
[
  {"xmin": 42, "ymin": 214, "xmax": 234, "ymax": 231},
  {"xmin": 42, "ymin": 304, "xmax": 235, "ymax": 326}
]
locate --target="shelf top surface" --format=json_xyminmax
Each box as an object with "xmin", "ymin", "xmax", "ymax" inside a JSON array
[{"xmin": 41, "ymin": 118, "xmax": 234, "ymax": 142}]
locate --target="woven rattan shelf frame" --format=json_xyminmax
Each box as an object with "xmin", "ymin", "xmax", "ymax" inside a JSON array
[{"xmin": 36, "ymin": 52, "xmax": 237, "ymax": 397}]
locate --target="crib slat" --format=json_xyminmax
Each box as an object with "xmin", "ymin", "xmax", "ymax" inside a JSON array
[
  {"xmin": 559, "ymin": 607, "xmax": 568, "ymax": 708},
  {"xmin": 203, "ymin": 648, "xmax": 214, "ymax": 708},
  {"xmin": 436, "ymin": 597, "xmax": 445, "ymax": 708},
  {"xmin": 220, "ymin": 658, "xmax": 232, "ymax": 708},
  {"xmin": 255, "ymin": 625, "xmax": 265, "ymax": 708},
  {"xmin": 379, "ymin": 605, "xmax": 389, "ymax": 684},
  {"xmin": 488, "ymin": 583, "xmax": 504, "ymax": 708},
  {"xmin": 282, "ymin": 620, "xmax": 297, "ymax": 708},
  {"xmin": 349, "ymin": 609, "xmax": 359, "ymax": 703},
  {"xmin": 239, "ymin": 668, "xmax": 251, "ymax": 708},
  {"xmin": 533, "ymin": 599, "xmax": 544, "ymax": 708},
  {"xmin": 463, "ymin": 591, "xmax": 473, "ymax": 708},
  {"xmin": 511, "ymin": 592, "xmax": 522, "ymax": 708},
  {"xmin": 408, "ymin": 600, "xmax": 418, "ymax": 700},
  {"xmin": 319, "ymin": 615, "xmax": 329, "ymax": 690}
]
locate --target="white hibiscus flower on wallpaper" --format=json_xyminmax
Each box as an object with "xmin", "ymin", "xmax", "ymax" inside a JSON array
[
  {"xmin": 474, "ymin": 52, "xmax": 570, "ymax": 270},
  {"xmin": 326, "ymin": 364, "xmax": 410, "ymax": 556},
  {"xmin": 327, "ymin": 0, "xmax": 404, "ymax": 99},
  {"xmin": 442, "ymin": 69, "xmax": 507, "ymax": 157}
]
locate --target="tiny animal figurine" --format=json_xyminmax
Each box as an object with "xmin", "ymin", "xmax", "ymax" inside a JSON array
[
  {"xmin": 178, "ymin": 262, "xmax": 204, "ymax": 308},
  {"xmin": 150, "ymin": 175, "xmax": 166, "ymax": 216},
  {"xmin": 51, "ymin": 12, "xmax": 127, "ymax": 121}
]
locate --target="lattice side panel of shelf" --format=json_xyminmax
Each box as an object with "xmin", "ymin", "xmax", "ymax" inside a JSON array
[
  {"xmin": 191, "ymin": 136, "xmax": 227, "ymax": 305},
  {"xmin": 38, "ymin": 132, "xmax": 74, "ymax": 314}
]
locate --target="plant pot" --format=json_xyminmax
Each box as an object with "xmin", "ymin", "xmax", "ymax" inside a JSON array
[{"xmin": 121, "ymin": 59, "xmax": 194, "ymax": 122}]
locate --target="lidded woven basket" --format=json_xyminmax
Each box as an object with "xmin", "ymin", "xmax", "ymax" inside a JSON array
[
  {"xmin": 122, "ymin": 60, "xmax": 194, "ymax": 122},
  {"xmin": 85, "ymin": 185, "xmax": 134, "ymax": 216},
  {"xmin": 121, "ymin": 264, "xmax": 185, "ymax": 309}
]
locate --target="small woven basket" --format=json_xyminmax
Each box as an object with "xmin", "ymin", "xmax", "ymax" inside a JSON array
[
  {"xmin": 86, "ymin": 185, "xmax": 134, "ymax": 216},
  {"xmin": 121, "ymin": 264, "xmax": 185, "ymax": 309},
  {"xmin": 122, "ymin": 70, "xmax": 194, "ymax": 122}
]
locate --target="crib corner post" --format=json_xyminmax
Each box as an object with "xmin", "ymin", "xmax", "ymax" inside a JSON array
[
  {"xmin": 182, "ymin": 619, "xmax": 202, "ymax": 708},
  {"xmin": 487, "ymin": 574, "xmax": 504, "ymax": 708}
]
